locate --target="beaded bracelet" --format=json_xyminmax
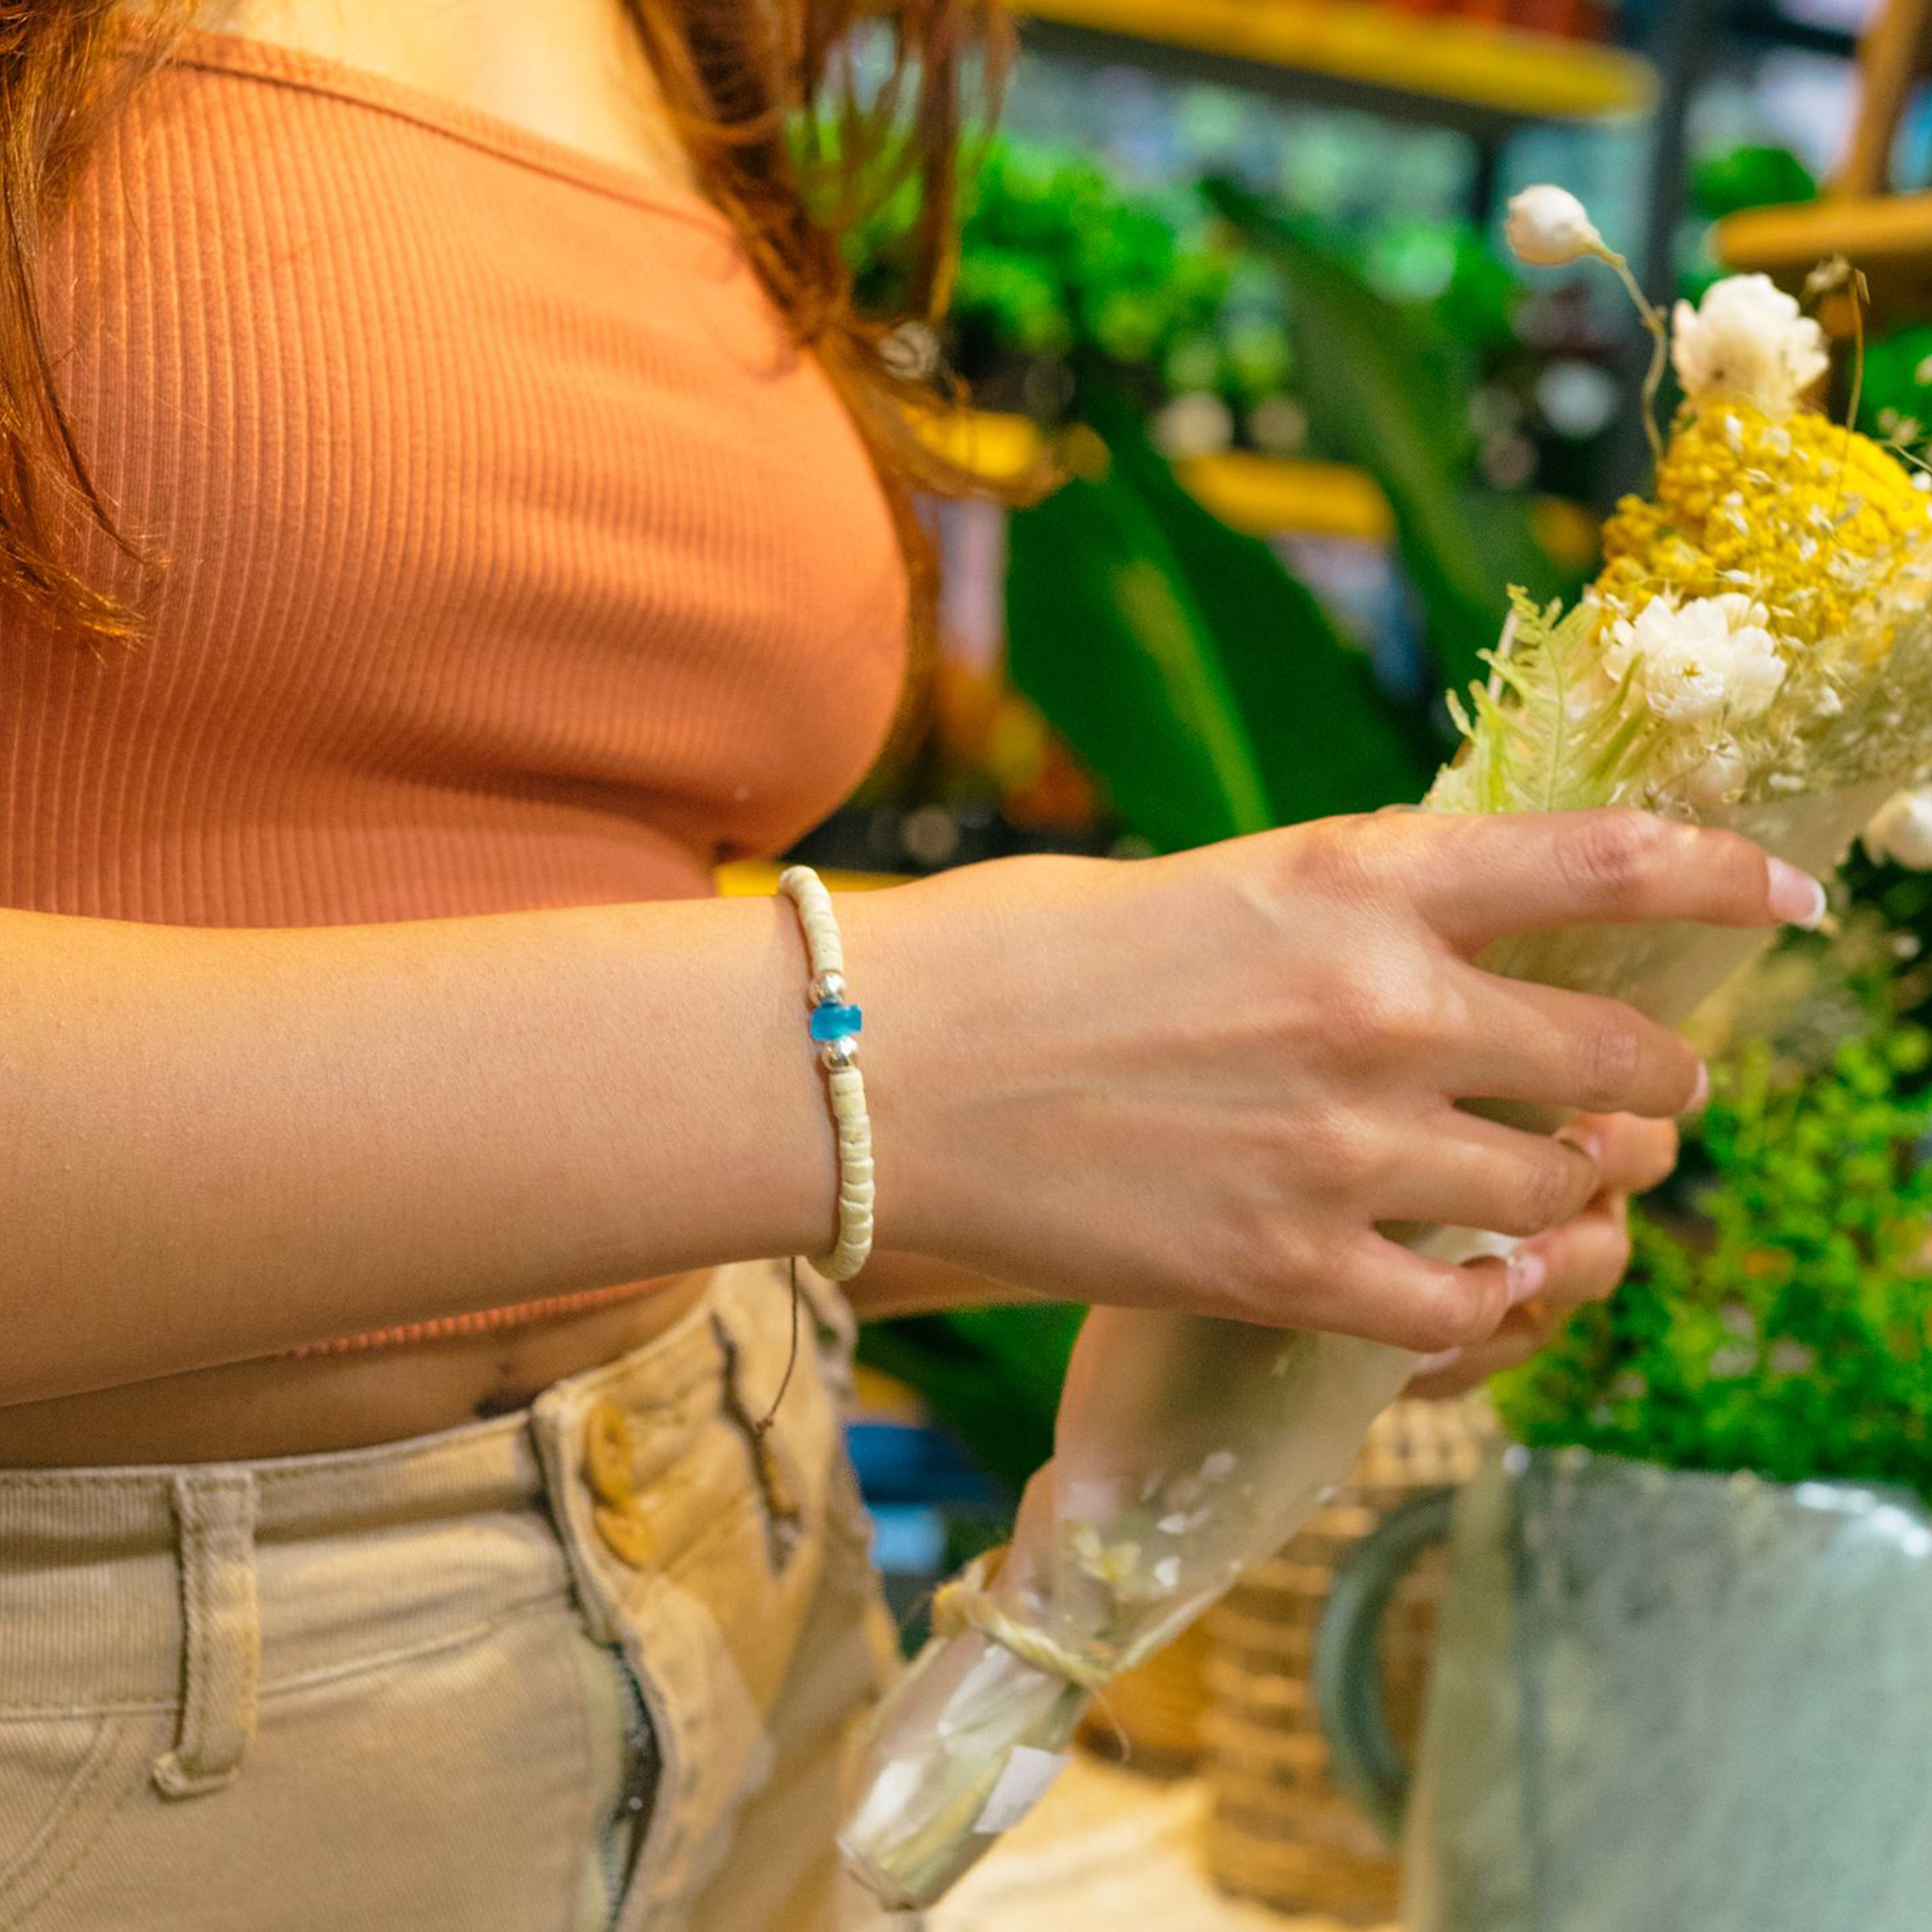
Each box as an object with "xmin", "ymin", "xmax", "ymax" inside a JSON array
[{"xmin": 778, "ymin": 865, "xmax": 874, "ymax": 1281}]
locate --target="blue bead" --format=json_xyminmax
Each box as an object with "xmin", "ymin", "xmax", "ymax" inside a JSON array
[{"xmin": 809, "ymin": 1002, "xmax": 863, "ymax": 1042}]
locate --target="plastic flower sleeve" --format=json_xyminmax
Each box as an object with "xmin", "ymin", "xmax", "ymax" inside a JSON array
[{"xmin": 839, "ymin": 1314, "xmax": 1418, "ymax": 1909}]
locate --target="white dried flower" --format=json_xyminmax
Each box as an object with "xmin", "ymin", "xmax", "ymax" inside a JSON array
[
  {"xmin": 1670, "ymin": 274, "xmax": 1829, "ymax": 413},
  {"xmin": 1607, "ymin": 593, "xmax": 1786, "ymax": 724},
  {"xmin": 1504, "ymin": 185, "xmax": 1605, "ymax": 267},
  {"xmin": 1681, "ymin": 740, "xmax": 1748, "ymax": 810},
  {"xmin": 1862, "ymin": 784, "xmax": 1932, "ymax": 868}
]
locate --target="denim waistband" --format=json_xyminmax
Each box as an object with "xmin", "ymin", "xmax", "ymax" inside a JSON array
[{"xmin": 0, "ymin": 1254, "xmax": 837, "ymax": 1722}]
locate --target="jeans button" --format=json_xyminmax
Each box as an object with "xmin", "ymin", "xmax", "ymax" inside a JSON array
[
  {"xmin": 593, "ymin": 1503, "xmax": 658, "ymax": 1569},
  {"xmin": 584, "ymin": 1400, "xmax": 637, "ymax": 1510}
]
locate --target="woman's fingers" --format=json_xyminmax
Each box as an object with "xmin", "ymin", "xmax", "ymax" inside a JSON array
[
  {"xmin": 1446, "ymin": 970, "xmax": 1706, "ymax": 1119},
  {"xmin": 1565, "ymin": 1113, "xmax": 1677, "ymax": 1196},
  {"xmin": 1521, "ymin": 1195, "xmax": 1633, "ymax": 1309},
  {"xmin": 1373, "ymin": 810, "xmax": 1824, "ymax": 955},
  {"xmin": 1405, "ymin": 1305, "xmax": 1558, "ymax": 1397},
  {"xmin": 1303, "ymin": 1238, "xmax": 1519, "ymax": 1355},
  {"xmin": 1380, "ymin": 1111, "xmax": 1603, "ymax": 1240},
  {"xmin": 1405, "ymin": 1197, "xmax": 1634, "ymax": 1400}
]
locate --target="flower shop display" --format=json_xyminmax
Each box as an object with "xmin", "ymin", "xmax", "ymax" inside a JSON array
[
  {"xmin": 1310, "ymin": 962, "xmax": 1932, "ymax": 1930},
  {"xmin": 840, "ymin": 194, "xmax": 1932, "ymax": 1912}
]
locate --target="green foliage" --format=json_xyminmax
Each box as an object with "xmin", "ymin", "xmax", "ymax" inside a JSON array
[
  {"xmin": 1689, "ymin": 145, "xmax": 1818, "ymax": 223},
  {"xmin": 843, "ymin": 129, "xmax": 1527, "ymax": 454},
  {"xmin": 1437, "ymin": 591, "xmax": 1651, "ymax": 814},
  {"xmin": 1496, "ymin": 983, "xmax": 1932, "ymax": 1500},
  {"xmin": 1004, "ymin": 439, "xmax": 1273, "ymax": 852},
  {"xmin": 842, "ymin": 131, "xmax": 1239, "ymax": 403},
  {"xmin": 952, "ymin": 143, "xmax": 1233, "ymax": 375},
  {"xmin": 1202, "ymin": 179, "xmax": 1573, "ymax": 697},
  {"xmin": 1857, "ymin": 327, "xmax": 1932, "ymax": 452},
  {"xmin": 856, "ymin": 1303, "xmax": 1086, "ymax": 1497},
  {"xmin": 1005, "ymin": 387, "xmax": 1435, "ymax": 851}
]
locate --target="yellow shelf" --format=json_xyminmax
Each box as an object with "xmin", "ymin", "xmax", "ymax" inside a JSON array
[
  {"xmin": 715, "ymin": 862, "xmax": 905, "ymax": 896},
  {"xmin": 1715, "ymin": 193, "xmax": 1932, "ymax": 316},
  {"xmin": 927, "ymin": 412, "xmax": 1600, "ymax": 567},
  {"xmin": 1008, "ymin": 0, "xmax": 1655, "ymax": 124}
]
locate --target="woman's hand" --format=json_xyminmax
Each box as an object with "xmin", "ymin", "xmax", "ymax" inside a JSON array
[
  {"xmin": 1404, "ymin": 1111, "xmax": 1677, "ymax": 1398},
  {"xmin": 845, "ymin": 808, "xmax": 1818, "ymax": 1356}
]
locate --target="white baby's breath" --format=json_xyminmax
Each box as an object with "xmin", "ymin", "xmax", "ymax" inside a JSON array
[
  {"xmin": 1671, "ymin": 274, "xmax": 1829, "ymax": 414},
  {"xmin": 1504, "ymin": 185, "xmax": 1605, "ymax": 267},
  {"xmin": 1681, "ymin": 740, "xmax": 1749, "ymax": 810}
]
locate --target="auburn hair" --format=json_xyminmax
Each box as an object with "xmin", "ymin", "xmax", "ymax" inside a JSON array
[{"xmin": 0, "ymin": 0, "xmax": 1012, "ymax": 653}]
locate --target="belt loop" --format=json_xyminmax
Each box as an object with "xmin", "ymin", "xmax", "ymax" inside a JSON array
[{"xmin": 152, "ymin": 1471, "xmax": 261, "ymax": 1800}]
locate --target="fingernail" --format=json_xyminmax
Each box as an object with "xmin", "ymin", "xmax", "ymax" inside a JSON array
[
  {"xmin": 1506, "ymin": 1247, "xmax": 1548, "ymax": 1307},
  {"xmin": 1684, "ymin": 1062, "xmax": 1710, "ymax": 1116},
  {"xmin": 1766, "ymin": 860, "xmax": 1827, "ymax": 930}
]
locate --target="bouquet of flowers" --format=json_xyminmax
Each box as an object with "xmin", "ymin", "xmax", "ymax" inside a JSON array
[{"xmin": 841, "ymin": 189, "xmax": 1932, "ymax": 1910}]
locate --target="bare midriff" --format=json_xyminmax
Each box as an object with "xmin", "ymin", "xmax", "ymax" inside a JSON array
[{"xmin": 0, "ymin": 1271, "xmax": 718, "ymax": 1467}]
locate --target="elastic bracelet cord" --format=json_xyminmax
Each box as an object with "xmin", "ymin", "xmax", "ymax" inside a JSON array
[{"xmin": 778, "ymin": 865, "xmax": 875, "ymax": 1283}]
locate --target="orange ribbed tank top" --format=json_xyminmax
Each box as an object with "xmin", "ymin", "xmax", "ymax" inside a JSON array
[{"xmin": 8, "ymin": 29, "xmax": 909, "ymax": 1348}]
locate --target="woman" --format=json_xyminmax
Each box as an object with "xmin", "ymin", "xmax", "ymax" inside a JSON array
[{"xmin": 0, "ymin": 3, "xmax": 1822, "ymax": 1928}]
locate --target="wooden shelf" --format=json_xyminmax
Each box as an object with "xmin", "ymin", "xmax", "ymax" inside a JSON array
[
  {"xmin": 1007, "ymin": 0, "xmax": 1655, "ymax": 130},
  {"xmin": 926, "ymin": 412, "xmax": 1600, "ymax": 567},
  {"xmin": 1715, "ymin": 193, "xmax": 1932, "ymax": 315}
]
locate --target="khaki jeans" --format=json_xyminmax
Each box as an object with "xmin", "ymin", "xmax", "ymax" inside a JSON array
[{"xmin": 0, "ymin": 1259, "xmax": 899, "ymax": 1932}]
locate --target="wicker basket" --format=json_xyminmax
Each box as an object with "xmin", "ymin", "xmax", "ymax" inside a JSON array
[
  {"xmin": 1201, "ymin": 1395, "xmax": 1495, "ymax": 1922},
  {"xmin": 1077, "ymin": 1614, "xmax": 1216, "ymax": 1773}
]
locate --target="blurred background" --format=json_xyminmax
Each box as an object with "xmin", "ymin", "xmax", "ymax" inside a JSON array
[{"xmin": 728, "ymin": 3, "xmax": 1932, "ymax": 1923}]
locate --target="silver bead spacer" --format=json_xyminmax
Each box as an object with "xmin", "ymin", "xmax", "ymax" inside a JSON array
[
  {"xmin": 809, "ymin": 970, "xmax": 847, "ymax": 1008},
  {"xmin": 819, "ymin": 1035, "xmax": 860, "ymax": 1072}
]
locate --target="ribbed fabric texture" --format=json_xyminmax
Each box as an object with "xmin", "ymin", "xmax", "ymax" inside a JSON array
[{"xmin": 10, "ymin": 29, "xmax": 909, "ymax": 1347}]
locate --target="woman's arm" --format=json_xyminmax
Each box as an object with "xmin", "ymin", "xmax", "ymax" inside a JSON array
[
  {"xmin": 0, "ymin": 893, "xmax": 840, "ymax": 1404},
  {"xmin": 842, "ymin": 1250, "xmax": 1044, "ymax": 1320},
  {"xmin": 0, "ymin": 808, "xmax": 1807, "ymax": 1407}
]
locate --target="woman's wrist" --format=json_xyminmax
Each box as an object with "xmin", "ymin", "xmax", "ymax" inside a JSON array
[{"xmin": 830, "ymin": 864, "xmax": 1030, "ymax": 1269}]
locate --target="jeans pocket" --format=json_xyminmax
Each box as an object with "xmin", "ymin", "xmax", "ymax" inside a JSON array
[{"xmin": 0, "ymin": 1709, "xmax": 156, "ymax": 1926}]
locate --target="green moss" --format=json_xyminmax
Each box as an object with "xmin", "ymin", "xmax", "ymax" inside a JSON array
[{"xmin": 1496, "ymin": 979, "xmax": 1932, "ymax": 1500}]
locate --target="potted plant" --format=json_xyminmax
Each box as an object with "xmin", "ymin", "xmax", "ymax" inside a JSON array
[{"xmin": 1315, "ymin": 930, "xmax": 1932, "ymax": 1932}]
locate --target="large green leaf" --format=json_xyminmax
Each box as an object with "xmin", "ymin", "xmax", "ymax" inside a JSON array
[
  {"xmin": 1005, "ymin": 449, "xmax": 1277, "ymax": 852},
  {"xmin": 1082, "ymin": 384, "xmax": 1436, "ymax": 820},
  {"xmin": 1005, "ymin": 404, "xmax": 1436, "ymax": 848},
  {"xmin": 857, "ymin": 1303, "xmax": 1085, "ymax": 1496},
  {"xmin": 1205, "ymin": 178, "xmax": 1567, "ymax": 698}
]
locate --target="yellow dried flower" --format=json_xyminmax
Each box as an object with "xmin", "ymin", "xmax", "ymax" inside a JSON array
[{"xmin": 1596, "ymin": 402, "xmax": 1932, "ymax": 656}]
